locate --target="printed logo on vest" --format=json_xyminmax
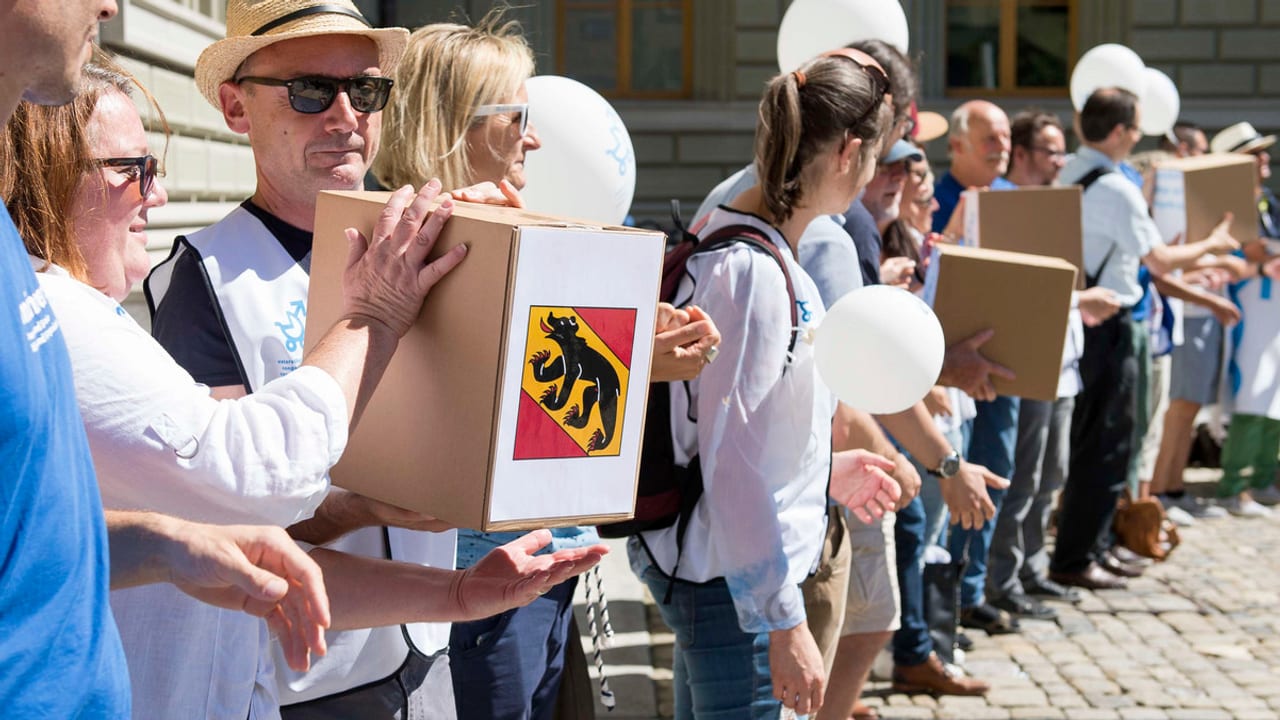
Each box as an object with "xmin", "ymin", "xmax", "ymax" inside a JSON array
[
  {"xmin": 274, "ymin": 300, "xmax": 307, "ymax": 354},
  {"xmin": 19, "ymin": 287, "xmax": 59, "ymax": 353},
  {"xmin": 516, "ymin": 306, "xmax": 635, "ymax": 459}
]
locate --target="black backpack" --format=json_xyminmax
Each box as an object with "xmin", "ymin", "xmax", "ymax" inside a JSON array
[{"xmin": 598, "ymin": 203, "xmax": 799, "ymax": 544}]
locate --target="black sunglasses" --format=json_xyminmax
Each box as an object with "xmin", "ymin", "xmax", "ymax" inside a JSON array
[
  {"xmin": 235, "ymin": 75, "xmax": 394, "ymax": 114},
  {"xmin": 96, "ymin": 155, "xmax": 160, "ymax": 199}
]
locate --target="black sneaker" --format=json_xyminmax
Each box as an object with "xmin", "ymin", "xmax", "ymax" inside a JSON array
[
  {"xmin": 1022, "ymin": 575, "xmax": 1081, "ymax": 603},
  {"xmin": 959, "ymin": 602, "xmax": 1020, "ymax": 635},
  {"xmin": 991, "ymin": 594, "xmax": 1058, "ymax": 621}
]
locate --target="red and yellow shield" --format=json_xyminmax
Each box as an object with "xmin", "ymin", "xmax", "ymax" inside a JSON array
[{"xmin": 514, "ymin": 305, "xmax": 635, "ymax": 460}]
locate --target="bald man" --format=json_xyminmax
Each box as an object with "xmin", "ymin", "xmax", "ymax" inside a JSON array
[{"xmin": 930, "ymin": 100, "xmax": 1022, "ymax": 636}]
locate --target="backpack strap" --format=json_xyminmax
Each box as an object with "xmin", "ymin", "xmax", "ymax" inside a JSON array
[
  {"xmin": 692, "ymin": 224, "xmax": 801, "ymax": 355},
  {"xmin": 1078, "ymin": 167, "xmax": 1116, "ymax": 287}
]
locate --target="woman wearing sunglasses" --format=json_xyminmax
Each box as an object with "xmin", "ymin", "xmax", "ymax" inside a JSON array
[
  {"xmin": 627, "ymin": 51, "xmax": 902, "ymax": 718},
  {"xmin": 2, "ymin": 53, "xmax": 608, "ymax": 718}
]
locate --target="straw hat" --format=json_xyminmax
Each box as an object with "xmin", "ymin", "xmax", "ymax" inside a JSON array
[
  {"xmin": 194, "ymin": 0, "xmax": 409, "ymax": 109},
  {"xmin": 909, "ymin": 102, "xmax": 949, "ymax": 143},
  {"xmin": 1210, "ymin": 121, "xmax": 1276, "ymax": 155}
]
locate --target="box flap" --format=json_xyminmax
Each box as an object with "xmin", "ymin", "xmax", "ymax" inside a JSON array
[{"xmin": 970, "ymin": 186, "xmax": 1085, "ymax": 290}]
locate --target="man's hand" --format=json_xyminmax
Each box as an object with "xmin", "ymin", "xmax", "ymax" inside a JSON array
[
  {"xmin": 1206, "ymin": 294, "xmax": 1242, "ymax": 325},
  {"xmin": 288, "ymin": 488, "xmax": 455, "ymax": 546},
  {"xmin": 451, "ymin": 530, "xmax": 607, "ymax": 621},
  {"xmin": 1264, "ymin": 255, "xmax": 1280, "ymax": 279},
  {"xmin": 1203, "ymin": 212, "xmax": 1242, "ymax": 256},
  {"xmin": 880, "ymin": 256, "xmax": 918, "ymax": 290},
  {"xmin": 890, "ymin": 451, "xmax": 922, "ymax": 510},
  {"xmin": 650, "ymin": 303, "xmax": 721, "ymax": 382},
  {"xmin": 830, "ymin": 449, "xmax": 901, "ymax": 523},
  {"xmin": 768, "ymin": 623, "xmax": 826, "ymax": 715},
  {"xmin": 342, "ymin": 181, "xmax": 467, "ymax": 338},
  {"xmin": 450, "ymin": 178, "xmax": 524, "ymax": 207},
  {"xmin": 163, "ymin": 520, "xmax": 331, "ymax": 673},
  {"xmin": 938, "ymin": 328, "xmax": 1015, "ymax": 401},
  {"xmin": 938, "ymin": 461, "xmax": 1008, "ymax": 530},
  {"xmin": 1077, "ymin": 286, "xmax": 1121, "ymax": 327}
]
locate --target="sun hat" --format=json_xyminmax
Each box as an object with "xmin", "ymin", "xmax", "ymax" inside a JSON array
[
  {"xmin": 911, "ymin": 102, "xmax": 949, "ymax": 143},
  {"xmin": 194, "ymin": 0, "xmax": 409, "ymax": 109},
  {"xmin": 1209, "ymin": 121, "xmax": 1276, "ymax": 155}
]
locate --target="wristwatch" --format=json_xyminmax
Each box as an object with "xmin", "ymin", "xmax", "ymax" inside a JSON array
[{"xmin": 929, "ymin": 450, "xmax": 962, "ymax": 479}]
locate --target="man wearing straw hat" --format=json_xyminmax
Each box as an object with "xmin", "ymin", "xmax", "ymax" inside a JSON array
[{"xmin": 142, "ymin": 1, "xmax": 605, "ymax": 718}]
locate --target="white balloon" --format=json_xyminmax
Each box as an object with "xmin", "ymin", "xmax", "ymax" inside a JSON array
[
  {"xmin": 777, "ymin": 0, "xmax": 910, "ymax": 74},
  {"xmin": 1139, "ymin": 67, "xmax": 1180, "ymax": 136},
  {"xmin": 1069, "ymin": 43, "xmax": 1146, "ymax": 111},
  {"xmin": 521, "ymin": 75, "xmax": 636, "ymax": 225},
  {"xmin": 813, "ymin": 285, "xmax": 945, "ymax": 414}
]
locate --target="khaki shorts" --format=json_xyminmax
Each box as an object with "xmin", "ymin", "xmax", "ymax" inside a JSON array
[
  {"xmin": 801, "ymin": 506, "xmax": 852, "ymax": 675},
  {"xmin": 841, "ymin": 509, "xmax": 901, "ymax": 635}
]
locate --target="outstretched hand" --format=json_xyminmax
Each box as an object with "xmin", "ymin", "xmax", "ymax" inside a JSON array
[
  {"xmin": 938, "ymin": 460, "xmax": 1008, "ymax": 530},
  {"xmin": 830, "ymin": 449, "xmax": 901, "ymax": 523},
  {"xmin": 450, "ymin": 178, "xmax": 524, "ymax": 207},
  {"xmin": 342, "ymin": 181, "xmax": 467, "ymax": 338},
  {"xmin": 167, "ymin": 522, "xmax": 330, "ymax": 673},
  {"xmin": 650, "ymin": 303, "xmax": 721, "ymax": 382},
  {"xmin": 451, "ymin": 530, "xmax": 608, "ymax": 621}
]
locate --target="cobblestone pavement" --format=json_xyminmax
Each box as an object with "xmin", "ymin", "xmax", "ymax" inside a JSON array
[{"xmin": 576, "ymin": 470, "xmax": 1280, "ymax": 720}]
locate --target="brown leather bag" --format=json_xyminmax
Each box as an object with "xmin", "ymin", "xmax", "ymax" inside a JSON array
[{"xmin": 1114, "ymin": 495, "xmax": 1181, "ymax": 561}]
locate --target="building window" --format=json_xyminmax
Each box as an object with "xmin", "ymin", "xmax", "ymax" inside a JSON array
[
  {"xmin": 945, "ymin": 0, "xmax": 1076, "ymax": 96},
  {"xmin": 557, "ymin": 0, "xmax": 693, "ymax": 98}
]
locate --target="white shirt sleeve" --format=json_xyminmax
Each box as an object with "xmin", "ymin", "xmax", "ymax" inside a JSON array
[
  {"xmin": 685, "ymin": 246, "xmax": 808, "ymax": 633},
  {"xmin": 42, "ymin": 273, "xmax": 346, "ymax": 526}
]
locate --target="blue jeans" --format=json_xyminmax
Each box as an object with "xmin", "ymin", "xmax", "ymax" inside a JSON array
[
  {"xmin": 629, "ymin": 540, "xmax": 780, "ymax": 720},
  {"xmin": 449, "ymin": 577, "xmax": 578, "ymax": 720},
  {"xmin": 947, "ymin": 396, "xmax": 1019, "ymax": 609}
]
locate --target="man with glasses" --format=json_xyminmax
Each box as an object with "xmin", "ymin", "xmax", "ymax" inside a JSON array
[{"xmin": 143, "ymin": 1, "xmax": 604, "ymax": 718}]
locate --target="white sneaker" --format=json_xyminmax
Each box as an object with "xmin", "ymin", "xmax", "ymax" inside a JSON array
[
  {"xmin": 1163, "ymin": 504, "xmax": 1197, "ymax": 527},
  {"xmin": 1251, "ymin": 485, "xmax": 1280, "ymax": 506},
  {"xmin": 1222, "ymin": 497, "xmax": 1274, "ymax": 518}
]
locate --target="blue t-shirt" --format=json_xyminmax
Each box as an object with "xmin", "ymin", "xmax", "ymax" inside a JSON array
[
  {"xmin": 0, "ymin": 205, "xmax": 129, "ymax": 718},
  {"xmin": 932, "ymin": 172, "xmax": 1017, "ymax": 233}
]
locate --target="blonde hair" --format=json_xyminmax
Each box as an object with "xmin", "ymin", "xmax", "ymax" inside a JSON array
[{"xmin": 374, "ymin": 8, "xmax": 534, "ymax": 190}]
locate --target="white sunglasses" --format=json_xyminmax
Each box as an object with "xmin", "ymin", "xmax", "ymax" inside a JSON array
[{"xmin": 474, "ymin": 103, "xmax": 530, "ymax": 136}]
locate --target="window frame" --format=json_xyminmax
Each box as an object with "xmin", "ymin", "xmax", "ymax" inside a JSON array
[
  {"xmin": 944, "ymin": 0, "xmax": 1078, "ymax": 98},
  {"xmin": 556, "ymin": 0, "xmax": 695, "ymax": 99}
]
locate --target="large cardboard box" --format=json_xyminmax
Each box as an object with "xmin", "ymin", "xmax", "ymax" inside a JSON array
[
  {"xmin": 1152, "ymin": 154, "xmax": 1256, "ymax": 246},
  {"xmin": 306, "ymin": 192, "xmax": 666, "ymax": 531},
  {"xmin": 923, "ymin": 244, "xmax": 1077, "ymax": 402},
  {"xmin": 962, "ymin": 186, "xmax": 1085, "ymax": 290}
]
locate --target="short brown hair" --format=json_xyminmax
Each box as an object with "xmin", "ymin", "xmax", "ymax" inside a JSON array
[
  {"xmin": 0, "ymin": 50, "xmax": 166, "ymax": 283},
  {"xmin": 1008, "ymin": 110, "xmax": 1062, "ymax": 174}
]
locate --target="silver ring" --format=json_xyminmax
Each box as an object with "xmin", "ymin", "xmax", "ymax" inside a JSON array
[{"xmin": 703, "ymin": 345, "xmax": 720, "ymax": 364}]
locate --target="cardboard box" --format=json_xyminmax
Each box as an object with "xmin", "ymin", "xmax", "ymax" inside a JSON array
[
  {"xmin": 1152, "ymin": 154, "xmax": 1256, "ymax": 246},
  {"xmin": 922, "ymin": 244, "xmax": 1077, "ymax": 402},
  {"xmin": 305, "ymin": 192, "xmax": 666, "ymax": 531},
  {"xmin": 962, "ymin": 186, "xmax": 1085, "ymax": 290}
]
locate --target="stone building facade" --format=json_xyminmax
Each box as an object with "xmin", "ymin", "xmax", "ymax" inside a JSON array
[{"xmin": 99, "ymin": 0, "xmax": 1280, "ymax": 313}]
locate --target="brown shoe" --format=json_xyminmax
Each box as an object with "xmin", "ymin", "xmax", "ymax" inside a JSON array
[
  {"xmin": 892, "ymin": 652, "xmax": 990, "ymax": 696},
  {"xmin": 1050, "ymin": 561, "xmax": 1128, "ymax": 590}
]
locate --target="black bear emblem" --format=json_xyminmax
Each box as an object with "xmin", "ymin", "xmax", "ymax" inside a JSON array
[{"xmin": 529, "ymin": 312, "xmax": 621, "ymax": 453}]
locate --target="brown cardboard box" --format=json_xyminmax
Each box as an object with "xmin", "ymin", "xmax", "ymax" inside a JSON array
[
  {"xmin": 924, "ymin": 244, "xmax": 1077, "ymax": 402},
  {"xmin": 1152, "ymin": 154, "xmax": 1256, "ymax": 246},
  {"xmin": 305, "ymin": 191, "xmax": 666, "ymax": 531},
  {"xmin": 962, "ymin": 186, "xmax": 1085, "ymax": 290}
]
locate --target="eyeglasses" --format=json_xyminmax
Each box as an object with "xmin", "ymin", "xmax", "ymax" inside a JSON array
[
  {"xmin": 96, "ymin": 155, "xmax": 160, "ymax": 199},
  {"xmin": 1030, "ymin": 146, "xmax": 1067, "ymax": 160},
  {"xmin": 474, "ymin": 103, "xmax": 530, "ymax": 136},
  {"xmin": 235, "ymin": 75, "xmax": 393, "ymax": 114}
]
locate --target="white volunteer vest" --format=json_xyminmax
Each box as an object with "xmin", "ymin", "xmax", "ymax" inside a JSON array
[{"xmin": 149, "ymin": 206, "xmax": 456, "ymax": 704}]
